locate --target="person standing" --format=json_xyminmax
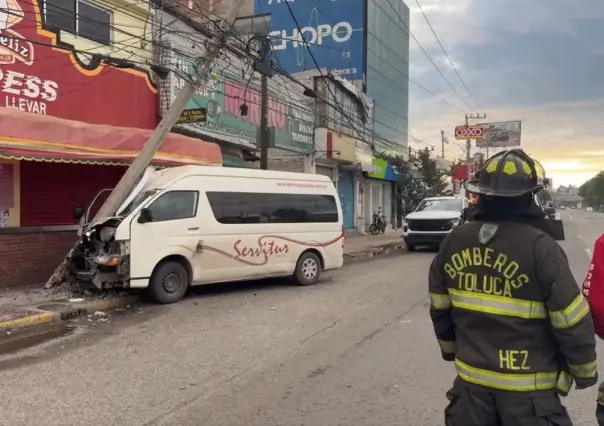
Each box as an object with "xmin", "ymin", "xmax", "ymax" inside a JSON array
[{"xmin": 429, "ymin": 149, "xmax": 598, "ymax": 426}]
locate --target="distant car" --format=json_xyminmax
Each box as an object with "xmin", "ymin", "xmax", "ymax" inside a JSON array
[
  {"xmin": 587, "ymin": 207, "xmax": 594, "ymax": 212},
  {"xmin": 402, "ymin": 196, "xmax": 467, "ymax": 251}
]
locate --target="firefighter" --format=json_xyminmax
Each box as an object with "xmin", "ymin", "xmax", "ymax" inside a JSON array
[
  {"xmin": 429, "ymin": 149, "xmax": 598, "ymax": 426},
  {"xmin": 581, "ymin": 234, "xmax": 604, "ymax": 425}
]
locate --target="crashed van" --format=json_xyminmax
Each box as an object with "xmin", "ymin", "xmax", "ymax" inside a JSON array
[{"xmin": 71, "ymin": 166, "xmax": 345, "ymax": 304}]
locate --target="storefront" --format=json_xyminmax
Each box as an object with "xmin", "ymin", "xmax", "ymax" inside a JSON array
[
  {"xmin": 314, "ymin": 128, "xmax": 359, "ymax": 230},
  {"xmin": 0, "ymin": 1, "xmax": 222, "ymax": 289},
  {"xmin": 156, "ymin": 9, "xmax": 314, "ymax": 168},
  {"xmin": 364, "ymin": 158, "xmax": 398, "ymax": 229}
]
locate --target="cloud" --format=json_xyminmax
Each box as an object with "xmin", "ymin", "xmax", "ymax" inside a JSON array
[{"xmin": 405, "ymin": 0, "xmax": 604, "ymax": 186}]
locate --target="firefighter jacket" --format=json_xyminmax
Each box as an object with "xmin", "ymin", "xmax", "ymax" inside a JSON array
[
  {"xmin": 582, "ymin": 233, "xmax": 604, "ymax": 338},
  {"xmin": 429, "ymin": 220, "xmax": 598, "ymax": 395}
]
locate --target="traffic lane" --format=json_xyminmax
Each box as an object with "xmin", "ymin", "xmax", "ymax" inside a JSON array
[
  {"xmin": 161, "ymin": 241, "xmax": 604, "ymax": 426},
  {"xmin": 558, "ymin": 211, "xmax": 591, "ymax": 284},
  {"xmin": 0, "ymin": 252, "xmax": 433, "ymax": 426},
  {"xmin": 151, "ymin": 251, "xmax": 438, "ymax": 426},
  {"xmin": 566, "ymin": 208, "xmax": 604, "ymax": 253}
]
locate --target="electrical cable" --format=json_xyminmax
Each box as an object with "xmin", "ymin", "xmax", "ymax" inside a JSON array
[{"xmin": 414, "ymin": 0, "xmax": 482, "ymax": 110}]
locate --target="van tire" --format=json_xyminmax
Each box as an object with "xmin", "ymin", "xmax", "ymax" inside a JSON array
[
  {"xmin": 148, "ymin": 261, "xmax": 189, "ymax": 304},
  {"xmin": 294, "ymin": 251, "xmax": 321, "ymax": 286}
]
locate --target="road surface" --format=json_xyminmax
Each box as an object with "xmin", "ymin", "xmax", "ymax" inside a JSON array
[{"xmin": 0, "ymin": 212, "xmax": 602, "ymax": 426}]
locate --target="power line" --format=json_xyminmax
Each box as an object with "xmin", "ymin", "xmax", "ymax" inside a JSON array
[{"xmin": 414, "ymin": 0, "xmax": 482, "ymax": 110}]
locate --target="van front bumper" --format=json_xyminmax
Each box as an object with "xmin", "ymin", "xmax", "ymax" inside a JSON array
[{"xmin": 403, "ymin": 231, "xmax": 450, "ymax": 247}]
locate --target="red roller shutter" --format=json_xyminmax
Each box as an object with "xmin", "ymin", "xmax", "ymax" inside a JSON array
[{"xmin": 20, "ymin": 162, "xmax": 127, "ymax": 226}]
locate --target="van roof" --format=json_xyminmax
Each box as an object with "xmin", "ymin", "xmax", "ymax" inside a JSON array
[{"xmin": 149, "ymin": 165, "xmax": 334, "ymax": 187}]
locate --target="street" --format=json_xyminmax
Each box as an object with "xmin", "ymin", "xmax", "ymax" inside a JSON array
[{"xmin": 0, "ymin": 209, "xmax": 602, "ymax": 426}]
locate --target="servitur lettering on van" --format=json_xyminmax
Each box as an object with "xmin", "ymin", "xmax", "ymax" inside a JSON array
[{"xmin": 233, "ymin": 239, "xmax": 290, "ymax": 261}]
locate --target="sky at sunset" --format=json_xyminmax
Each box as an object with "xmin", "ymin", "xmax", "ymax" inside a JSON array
[{"xmin": 406, "ymin": 0, "xmax": 604, "ymax": 187}]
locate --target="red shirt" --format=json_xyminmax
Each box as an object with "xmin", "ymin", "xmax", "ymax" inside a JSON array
[{"xmin": 583, "ymin": 234, "xmax": 604, "ymax": 338}]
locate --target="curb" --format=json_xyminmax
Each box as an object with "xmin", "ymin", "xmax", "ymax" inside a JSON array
[
  {"xmin": 344, "ymin": 241, "xmax": 405, "ymax": 262},
  {"xmin": 0, "ymin": 295, "xmax": 140, "ymax": 330}
]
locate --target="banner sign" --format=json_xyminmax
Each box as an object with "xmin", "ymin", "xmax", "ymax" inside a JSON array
[
  {"xmin": 255, "ymin": 0, "xmax": 365, "ymax": 80},
  {"xmin": 172, "ymin": 53, "xmax": 314, "ymax": 153},
  {"xmin": 454, "ymin": 125, "xmax": 485, "ymax": 140},
  {"xmin": 475, "ymin": 121, "xmax": 522, "ymax": 148},
  {"xmin": 367, "ymin": 158, "xmax": 398, "ymax": 181}
]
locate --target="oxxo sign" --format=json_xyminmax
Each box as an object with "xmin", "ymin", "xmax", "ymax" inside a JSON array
[
  {"xmin": 270, "ymin": 22, "xmax": 353, "ymax": 50},
  {"xmin": 454, "ymin": 125, "xmax": 485, "ymax": 140}
]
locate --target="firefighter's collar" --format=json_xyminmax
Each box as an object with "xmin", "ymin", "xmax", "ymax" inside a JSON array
[{"xmin": 479, "ymin": 223, "xmax": 500, "ymax": 245}]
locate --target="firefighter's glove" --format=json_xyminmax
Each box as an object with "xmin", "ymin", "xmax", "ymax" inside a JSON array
[
  {"xmin": 575, "ymin": 373, "xmax": 598, "ymax": 390},
  {"xmin": 441, "ymin": 352, "xmax": 455, "ymax": 362}
]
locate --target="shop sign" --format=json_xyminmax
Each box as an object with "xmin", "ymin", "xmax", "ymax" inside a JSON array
[
  {"xmin": 367, "ymin": 158, "xmax": 398, "ymax": 181},
  {"xmin": 172, "ymin": 53, "xmax": 315, "ymax": 154},
  {"xmin": 0, "ymin": 0, "xmax": 157, "ymax": 129}
]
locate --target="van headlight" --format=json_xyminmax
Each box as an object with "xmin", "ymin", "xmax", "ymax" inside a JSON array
[{"xmin": 450, "ymin": 218, "xmax": 461, "ymax": 227}]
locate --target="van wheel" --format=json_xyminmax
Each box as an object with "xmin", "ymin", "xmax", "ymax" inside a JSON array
[
  {"xmin": 148, "ymin": 261, "xmax": 189, "ymax": 304},
  {"xmin": 294, "ymin": 252, "xmax": 321, "ymax": 286}
]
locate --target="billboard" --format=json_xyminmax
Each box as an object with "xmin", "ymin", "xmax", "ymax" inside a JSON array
[
  {"xmin": 255, "ymin": 0, "xmax": 365, "ymax": 80},
  {"xmin": 171, "ymin": 53, "xmax": 315, "ymax": 154},
  {"xmin": 454, "ymin": 124, "xmax": 485, "ymax": 140},
  {"xmin": 476, "ymin": 121, "xmax": 522, "ymax": 148}
]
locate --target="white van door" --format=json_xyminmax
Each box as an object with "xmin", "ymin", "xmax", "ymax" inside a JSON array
[{"xmin": 128, "ymin": 189, "xmax": 203, "ymax": 288}]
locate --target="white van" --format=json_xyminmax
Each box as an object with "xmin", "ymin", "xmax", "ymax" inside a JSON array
[{"xmin": 73, "ymin": 166, "xmax": 345, "ymax": 304}]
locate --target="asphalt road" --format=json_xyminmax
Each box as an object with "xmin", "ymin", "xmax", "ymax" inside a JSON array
[{"xmin": 0, "ymin": 214, "xmax": 602, "ymax": 426}]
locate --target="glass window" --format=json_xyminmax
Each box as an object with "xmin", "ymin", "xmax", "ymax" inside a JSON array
[
  {"xmin": 78, "ymin": 2, "xmax": 111, "ymax": 45},
  {"xmin": 206, "ymin": 192, "xmax": 339, "ymax": 224},
  {"xmin": 44, "ymin": 0, "xmax": 111, "ymax": 45},
  {"xmin": 147, "ymin": 191, "xmax": 199, "ymax": 222}
]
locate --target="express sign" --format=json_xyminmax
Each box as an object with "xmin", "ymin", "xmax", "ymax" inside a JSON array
[{"xmin": 454, "ymin": 125, "xmax": 485, "ymax": 140}]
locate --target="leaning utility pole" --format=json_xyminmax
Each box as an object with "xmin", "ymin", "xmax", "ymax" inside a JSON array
[
  {"xmin": 44, "ymin": 0, "xmax": 246, "ymax": 289},
  {"xmin": 464, "ymin": 113, "xmax": 486, "ymax": 179}
]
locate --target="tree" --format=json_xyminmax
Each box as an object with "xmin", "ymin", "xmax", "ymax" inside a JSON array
[
  {"xmin": 377, "ymin": 147, "xmax": 449, "ymax": 215},
  {"xmin": 580, "ymin": 172, "xmax": 604, "ymax": 209}
]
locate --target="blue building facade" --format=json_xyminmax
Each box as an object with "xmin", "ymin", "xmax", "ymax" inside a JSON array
[{"xmin": 365, "ymin": 0, "xmax": 410, "ymax": 152}]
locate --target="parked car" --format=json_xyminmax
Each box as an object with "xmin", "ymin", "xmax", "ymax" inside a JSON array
[{"xmin": 402, "ymin": 196, "xmax": 467, "ymax": 251}]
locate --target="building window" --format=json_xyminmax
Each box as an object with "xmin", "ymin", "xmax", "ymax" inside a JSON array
[
  {"xmin": 206, "ymin": 192, "xmax": 339, "ymax": 224},
  {"xmin": 44, "ymin": 0, "xmax": 112, "ymax": 46}
]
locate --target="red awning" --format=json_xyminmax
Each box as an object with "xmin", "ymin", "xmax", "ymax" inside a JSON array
[{"xmin": 0, "ymin": 108, "xmax": 222, "ymax": 166}]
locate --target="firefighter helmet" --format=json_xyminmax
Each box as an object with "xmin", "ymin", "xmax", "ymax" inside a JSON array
[{"xmin": 465, "ymin": 149, "xmax": 545, "ymax": 197}]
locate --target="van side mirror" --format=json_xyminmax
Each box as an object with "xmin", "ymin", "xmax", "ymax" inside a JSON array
[
  {"xmin": 138, "ymin": 208, "xmax": 153, "ymax": 224},
  {"xmin": 73, "ymin": 207, "xmax": 85, "ymax": 220}
]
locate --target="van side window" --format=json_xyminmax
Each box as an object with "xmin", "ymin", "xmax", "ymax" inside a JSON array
[
  {"xmin": 148, "ymin": 191, "xmax": 199, "ymax": 222},
  {"xmin": 206, "ymin": 192, "xmax": 338, "ymax": 224}
]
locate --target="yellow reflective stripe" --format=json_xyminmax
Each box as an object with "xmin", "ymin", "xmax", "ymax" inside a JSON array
[
  {"xmin": 438, "ymin": 339, "xmax": 456, "ymax": 354},
  {"xmin": 455, "ymin": 359, "xmax": 559, "ymax": 392},
  {"xmin": 429, "ymin": 292, "xmax": 452, "ymax": 310},
  {"xmin": 568, "ymin": 360, "xmax": 598, "ymax": 378},
  {"xmin": 448, "ymin": 289, "xmax": 547, "ymax": 320},
  {"xmin": 556, "ymin": 371, "xmax": 573, "ymax": 394},
  {"xmin": 549, "ymin": 294, "xmax": 589, "ymax": 329}
]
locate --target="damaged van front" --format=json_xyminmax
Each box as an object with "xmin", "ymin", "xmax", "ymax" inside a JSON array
[{"xmin": 70, "ymin": 168, "xmax": 158, "ymax": 290}]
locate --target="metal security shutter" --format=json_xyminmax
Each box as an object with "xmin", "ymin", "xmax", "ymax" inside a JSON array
[{"xmin": 316, "ymin": 165, "xmax": 334, "ymax": 183}]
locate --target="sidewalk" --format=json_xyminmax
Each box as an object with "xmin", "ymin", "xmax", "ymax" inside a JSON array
[
  {"xmin": 0, "ymin": 232, "xmax": 405, "ymax": 331},
  {"xmin": 343, "ymin": 230, "xmax": 404, "ymax": 258}
]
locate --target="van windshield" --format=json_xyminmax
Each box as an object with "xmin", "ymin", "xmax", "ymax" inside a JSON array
[{"xmin": 118, "ymin": 189, "xmax": 158, "ymax": 217}]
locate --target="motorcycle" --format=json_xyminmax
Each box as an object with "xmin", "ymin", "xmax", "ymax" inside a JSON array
[{"xmin": 369, "ymin": 206, "xmax": 387, "ymax": 235}]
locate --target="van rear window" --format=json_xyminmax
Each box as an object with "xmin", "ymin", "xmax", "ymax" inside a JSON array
[{"xmin": 206, "ymin": 192, "xmax": 339, "ymax": 224}]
